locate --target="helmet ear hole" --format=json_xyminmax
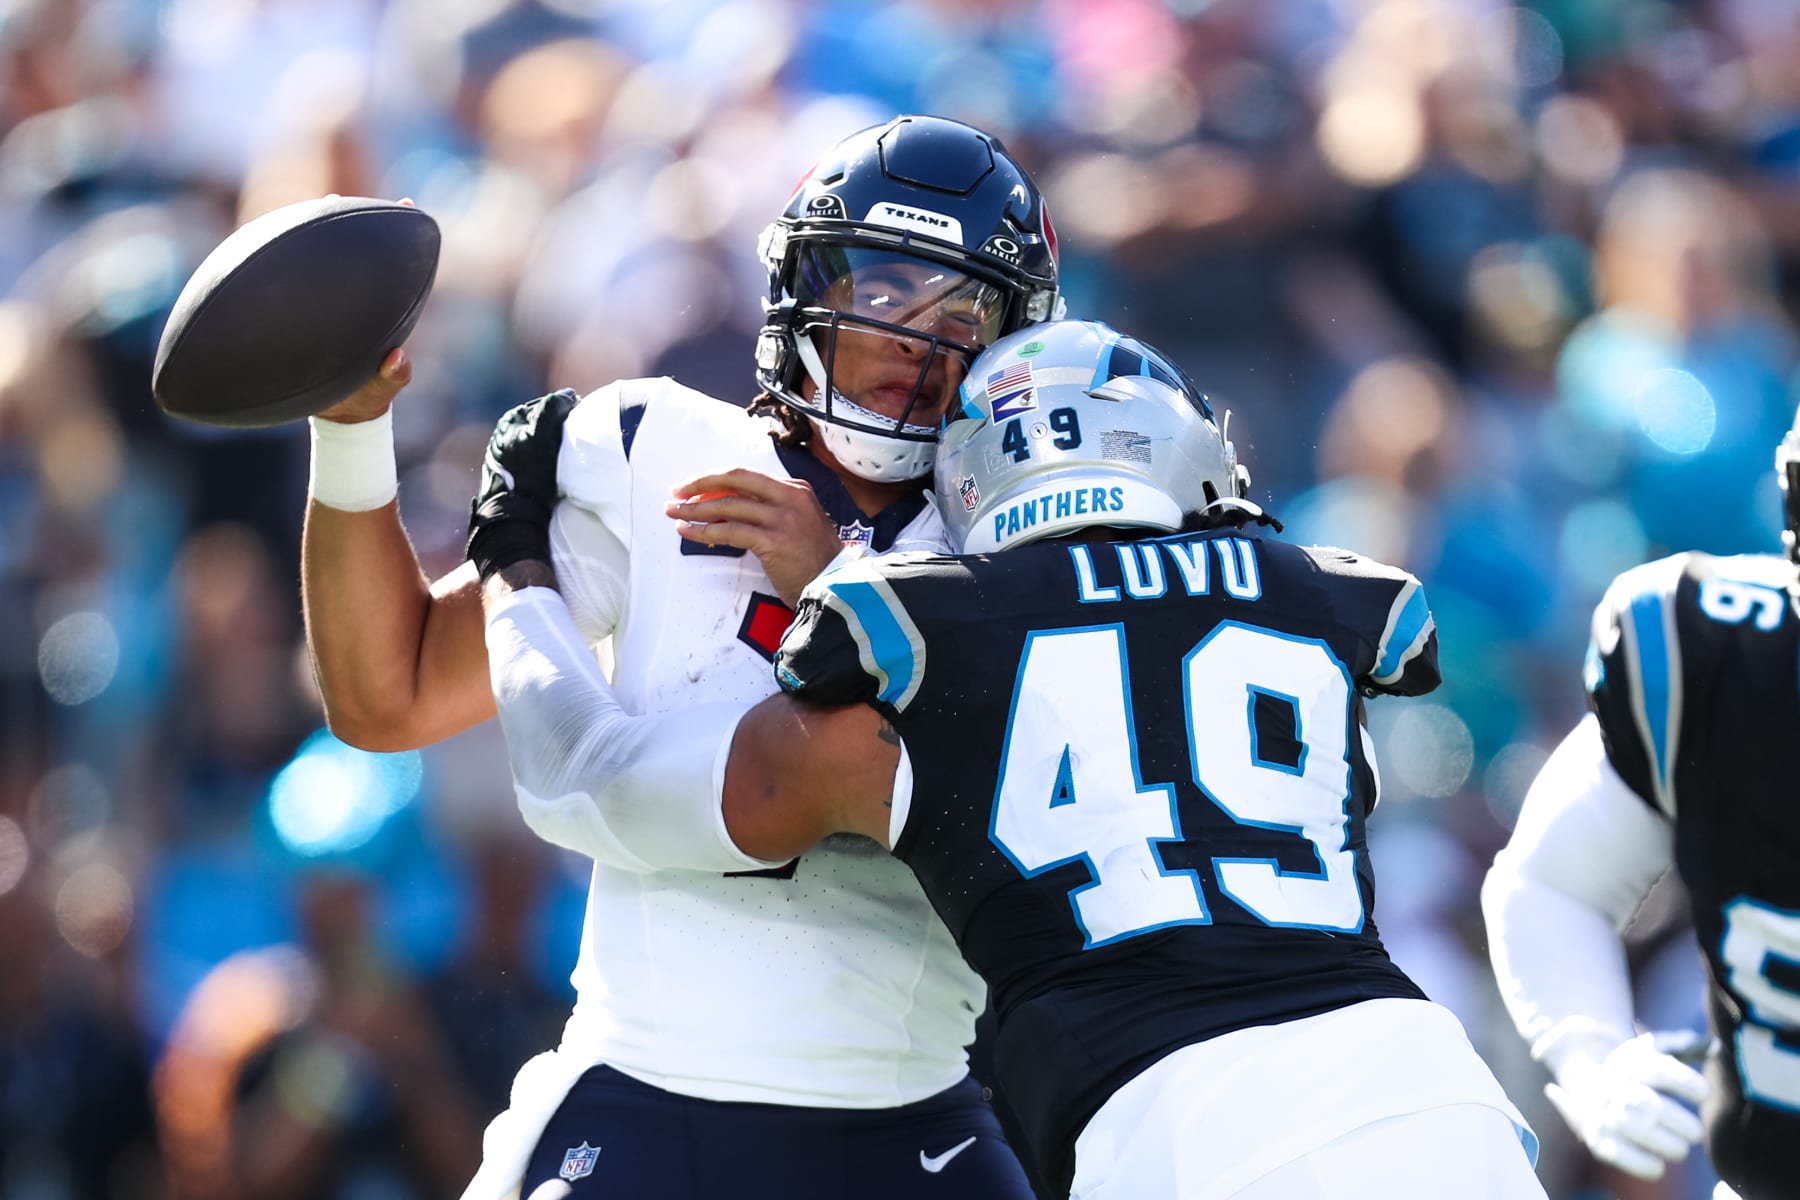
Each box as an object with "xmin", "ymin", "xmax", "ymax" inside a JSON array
[{"xmin": 1202, "ymin": 481, "xmax": 1220, "ymax": 506}]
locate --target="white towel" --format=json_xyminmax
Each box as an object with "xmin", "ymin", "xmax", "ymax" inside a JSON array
[{"xmin": 458, "ymin": 1046, "xmax": 595, "ymax": 1200}]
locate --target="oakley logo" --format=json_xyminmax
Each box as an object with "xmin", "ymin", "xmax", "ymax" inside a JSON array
[
  {"xmin": 864, "ymin": 203, "xmax": 964, "ymax": 242},
  {"xmin": 920, "ymin": 1136, "xmax": 977, "ymax": 1173},
  {"xmin": 983, "ymin": 235, "xmax": 1022, "ymax": 262}
]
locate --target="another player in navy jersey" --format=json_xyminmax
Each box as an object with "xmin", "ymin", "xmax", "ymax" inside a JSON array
[
  {"xmin": 1483, "ymin": 413, "xmax": 1800, "ymax": 1200},
  {"xmin": 481, "ymin": 320, "xmax": 1543, "ymax": 1199}
]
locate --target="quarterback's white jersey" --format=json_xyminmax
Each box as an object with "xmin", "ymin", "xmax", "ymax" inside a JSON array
[{"xmin": 543, "ymin": 377, "xmax": 983, "ymax": 1107}]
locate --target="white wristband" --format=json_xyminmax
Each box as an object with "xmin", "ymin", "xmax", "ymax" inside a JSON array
[{"xmin": 309, "ymin": 409, "xmax": 398, "ymax": 512}]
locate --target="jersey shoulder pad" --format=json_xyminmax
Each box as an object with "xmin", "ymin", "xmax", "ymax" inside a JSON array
[
  {"xmin": 561, "ymin": 379, "xmax": 778, "ymax": 532},
  {"xmin": 775, "ymin": 552, "xmax": 941, "ymax": 712},
  {"xmin": 1297, "ymin": 542, "xmax": 1414, "ymax": 584},
  {"xmin": 558, "ymin": 379, "xmax": 638, "ymax": 517},
  {"xmin": 1585, "ymin": 552, "xmax": 1706, "ymax": 818},
  {"xmin": 1700, "ymin": 551, "xmax": 1798, "ymax": 592},
  {"xmin": 1295, "ymin": 543, "xmax": 1438, "ymax": 696}
]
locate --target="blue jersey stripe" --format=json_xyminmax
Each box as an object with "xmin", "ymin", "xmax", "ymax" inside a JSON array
[
  {"xmin": 1374, "ymin": 585, "xmax": 1431, "ymax": 681},
  {"xmin": 827, "ymin": 580, "xmax": 916, "ymax": 707},
  {"xmin": 1627, "ymin": 591, "xmax": 1673, "ymax": 796}
]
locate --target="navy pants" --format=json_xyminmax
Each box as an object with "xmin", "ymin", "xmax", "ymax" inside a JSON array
[{"xmin": 520, "ymin": 1066, "xmax": 1040, "ymax": 1199}]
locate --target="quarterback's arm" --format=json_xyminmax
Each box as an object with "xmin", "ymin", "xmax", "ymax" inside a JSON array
[
  {"xmin": 302, "ymin": 356, "xmax": 493, "ymax": 751},
  {"xmin": 483, "ymin": 577, "xmax": 792, "ymax": 873}
]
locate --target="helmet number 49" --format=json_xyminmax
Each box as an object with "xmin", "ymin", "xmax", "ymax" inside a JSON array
[{"xmin": 998, "ymin": 408, "xmax": 1082, "ymax": 464}]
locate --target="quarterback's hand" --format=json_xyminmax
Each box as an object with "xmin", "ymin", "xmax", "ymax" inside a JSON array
[
  {"xmin": 1544, "ymin": 1031, "xmax": 1711, "ymax": 1179},
  {"xmin": 315, "ymin": 346, "xmax": 411, "ymax": 424},
  {"xmin": 668, "ymin": 468, "xmax": 844, "ymax": 606},
  {"xmin": 466, "ymin": 389, "xmax": 577, "ymax": 582}
]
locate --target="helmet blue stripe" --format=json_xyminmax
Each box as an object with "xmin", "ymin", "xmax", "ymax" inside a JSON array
[{"xmin": 958, "ymin": 377, "xmax": 985, "ymax": 421}]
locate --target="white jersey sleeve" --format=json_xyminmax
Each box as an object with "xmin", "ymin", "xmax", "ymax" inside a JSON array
[
  {"xmin": 1481, "ymin": 714, "xmax": 1675, "ymax": 1058},
  {"xmin": 549, "ymin": 502, "xmax": 627, "ymax": 643},
  {"xmin": 484, "ymin": 586, "xmax": 786, "ymax": 873},
  {"xmin": 557, "ymin": 381, "xmax": 641, "ymax": 549}
]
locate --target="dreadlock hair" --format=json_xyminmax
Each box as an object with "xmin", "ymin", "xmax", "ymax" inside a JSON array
[{"xmin": 747, "ymin": 392, "xmax": 813, "ymax": 451}]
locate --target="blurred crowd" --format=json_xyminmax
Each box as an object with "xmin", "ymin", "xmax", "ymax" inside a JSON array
[{"xmin": 3, "ymin": 0, "xmax": 1798, "ymax": 1197}]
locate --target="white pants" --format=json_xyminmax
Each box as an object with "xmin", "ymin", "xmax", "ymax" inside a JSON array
[
  {"xmin": 1069, "ymin": 999, "xmax": 1542, "ymax": 1200},
  {"xmin": 1222, "ymin": 1105, "xmax": 1545, "ymax": 1200}
]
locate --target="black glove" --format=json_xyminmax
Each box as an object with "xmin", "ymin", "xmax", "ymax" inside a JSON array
[{"xmin": 466, "ymin": 389, "xmax": 577, "ymax": 582}]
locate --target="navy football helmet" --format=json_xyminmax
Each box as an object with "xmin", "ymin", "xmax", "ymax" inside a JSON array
[{"xmin": 755, "ymin": 115, "xmax": 1060, "ymax": 483}]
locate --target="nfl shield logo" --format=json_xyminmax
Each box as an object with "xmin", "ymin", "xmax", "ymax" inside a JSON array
[
  {"xmin": 560, "ymin": 1142, "xmax": 600, "ymax": 1181},
  {"xmin": 958, "ymin": 475, "xmax": 980, "ymax": 512}
]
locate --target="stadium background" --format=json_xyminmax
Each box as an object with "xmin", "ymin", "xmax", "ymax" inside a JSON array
[{"xmin": 2, "ymin": 0, "xmax": 1795, "ymax": 1196}]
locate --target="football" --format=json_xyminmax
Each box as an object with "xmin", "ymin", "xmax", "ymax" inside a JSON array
[{"xmin": 152, "ymin": 196, "xmax": 440, "ymax": 428}]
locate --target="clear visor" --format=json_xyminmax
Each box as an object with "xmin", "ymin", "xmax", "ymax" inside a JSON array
[{"xmin": 794, "ymin": 244, "xmax": 1009, "ymax": 349}]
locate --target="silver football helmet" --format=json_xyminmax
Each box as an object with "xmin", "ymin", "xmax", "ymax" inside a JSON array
[{"xmin": 936, "ymin": 320, "xmax": 1248, "ymax": 554}]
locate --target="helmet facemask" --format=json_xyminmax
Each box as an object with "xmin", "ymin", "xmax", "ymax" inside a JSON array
[
  {"xmin": 764, "ymin": 241, "xmax": 1011, "ymax": 483},
  {"xmin": 753, "ymin": 115, "xmax": 1060, "ymax": 485}
]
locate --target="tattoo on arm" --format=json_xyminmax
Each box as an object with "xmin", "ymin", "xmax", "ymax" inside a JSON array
[{"xmin": 876, "ymin": 715, "xmax": 899, "ymax": 809}]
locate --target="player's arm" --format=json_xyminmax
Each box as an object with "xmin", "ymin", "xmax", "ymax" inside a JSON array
[
  {"xmin": 482, "ymin": 566, "xmax": 891, "ymax": 867},
  {"xmin": 302, "ymin": 352, "xmax": 492, "ymax": 751},
  {"xmin": 715, "ymin": 554, "xmax": 927, "ymax": 857},
  {"xmin": 1366, "ymin": 571, "xmax": 1439, "ymax": 696},
  {"xmin": 482, "ymin": 569, "xmax": 791, "ymax": 872},
  {"xmin": 1480, "ymin": 714, "xmax": 1708, "ymax": 1180},
  {"xmin": 1307, "ymin": 548, "xmax": 1440, "ymax": 696},
  {"xmin": 720, "ymin": 696, "xmax": 900, "ymax": 860},
  {"xmin": 470, "ymin": 414, "xmax": 795, "ymax": 872}
]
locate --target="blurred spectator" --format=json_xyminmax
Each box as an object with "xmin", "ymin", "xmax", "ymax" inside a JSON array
[
  {"xmin": 1557, "ymin": 166, "xmax": 1795, "ymax": 557},
  {"xmin": 153, "ymin": 867, "xmax": 485, "ymax": 1200},
  {"xmin": 420, "ymin": 833, "xmax": 569, "ymax": 1114},
  {"xmin": 0, "ymin": 855, "xmax": 161, "ymax": 1199}
]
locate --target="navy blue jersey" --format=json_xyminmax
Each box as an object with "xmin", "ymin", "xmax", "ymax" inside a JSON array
[
  {"xmin": 1586, "ymin": 551, "xmax": 1800, "ymax": 1199},
  {"xmin": 776, "ymin": 527, "xmax": 1436, "ymax": 1190}
]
